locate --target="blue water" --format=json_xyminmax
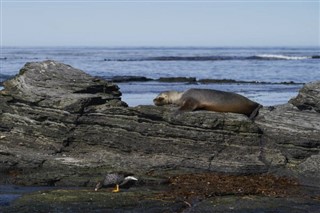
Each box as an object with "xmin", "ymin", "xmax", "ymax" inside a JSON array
[
  {"xmin": 0, "ymin": 185, "xmax": 80, "ymax": 207},
  {"xmin": 0, "ymin": 185, "xmax": 51, "ymax": 206},
  {"xmin": 1, "ymin": 46, "xmax": 319, "ymax": 106}
]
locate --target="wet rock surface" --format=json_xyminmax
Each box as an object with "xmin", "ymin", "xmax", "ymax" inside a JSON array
[
  {"xmin": 2, "ymin": 173, "xmax": 319, "ymax": 212},
  {"xmin": 0, "ymin": 60, "xmax": 319, "ymax": 211}
]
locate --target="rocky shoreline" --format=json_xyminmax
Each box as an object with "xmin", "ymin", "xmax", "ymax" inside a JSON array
[{"xmin": 0, "ymin": 60, "xmax": 319, "ymax": 212}]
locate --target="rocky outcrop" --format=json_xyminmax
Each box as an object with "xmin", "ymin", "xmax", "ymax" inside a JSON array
[
  {"xmin": 1, "ymin": 61, "xmax": 126, "ymax": 112},
  {"xmin": 289, "ymin": 80, "xmax": 320, "ymax": 113},
  {"xmin": 0, "ymin": 60, "xmax": 319, "ymax": 188},
  {"xmin": 255, "ymin": 82, "xmax": 320, "ymax": 185}
]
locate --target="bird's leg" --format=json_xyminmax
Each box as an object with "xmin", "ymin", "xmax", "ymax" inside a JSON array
[{"xmin": 112, "ymin": 184, "xmax": 120, "ymax": 193}]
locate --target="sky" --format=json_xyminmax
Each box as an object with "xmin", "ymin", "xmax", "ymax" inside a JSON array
[{"xmin": 1, "ymin": 0, "xmax": 319, "ymax": 47}]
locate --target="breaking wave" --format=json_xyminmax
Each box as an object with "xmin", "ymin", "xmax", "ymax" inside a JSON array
[
  {"xmin": 103, "ymin": 54, "xmax": 315, "ymax": 62},
  {"xmin": 253, "ymin": 54, "xmax": 311, "ymax": 60}
]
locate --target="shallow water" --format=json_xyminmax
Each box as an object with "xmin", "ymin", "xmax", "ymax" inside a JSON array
[
  {"xmin": 0, "ymin": 185, "xmax": 51, "ymax": 206},
  {"xmin": 0, "ymin": 185, "xmax": 82, "ymax": 207}
]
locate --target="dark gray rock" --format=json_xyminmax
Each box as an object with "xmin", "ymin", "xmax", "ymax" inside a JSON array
[
  {"xmin": 110, "ymin": 76, "xmax": 153, "ymax": 82},
  {"xmin": 1, "ymin": 60, "xmax": 320, "ymax": 212},
  {"xmin": 256, "ymin": 109, "xmax": 320, "ymax": 184},
  {"xmin": 256, "ymin": 94, "xmax": 320, "ymax": 186},
  {"xmin": 289, "ymin": 81, "xmax": 320, "ymax": 112},
  {"xmin": 157, "ymin": 77, "xmax": 197, "ymax": 83},
  {"xmin": 2, "ymin": 60, "xmax": 126, "ymax": 113},
  {"xmin": 3, "ymin": 190, "xmax": 319, "ymax": 213},
  {"xmin": 0, "ymin": 60, "xmax": 319, "ymax": 189}
]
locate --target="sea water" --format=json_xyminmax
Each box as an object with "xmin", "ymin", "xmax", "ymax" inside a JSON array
[{"xmin": 1, "ymin": 46, "xmax": 319, "ymax": 106}]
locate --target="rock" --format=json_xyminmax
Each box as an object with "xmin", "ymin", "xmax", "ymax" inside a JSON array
[
  {"xmin": 0, "ymin": 60, "xmax": 319, "ymax": 190},
  {"xmin": 256, "ymin": 105, "xmax": 320, "ymax": 162},
  {"xmin": 109, "ymin": 76, "xmax": 153, "ymax": 82},
  {"xmin": 198, "ymin": 78, "xmax": 240, "ymax": 84},
  {"xmin": 2, "ymin": 60, "xmax": 126, "ymax": 113},
  {"xmin": 1, "ymin": 189, "xmax": 185, "ymax": 213},
  {"xmin": 1, "ymin": 60, "xmax": 320, "ymax": 211},
  {"xmin": 256, "ymin": 93, "xmax": 320, "ymax": 186},
  {"xmin": 2, "ymin": 174, "xmax": 319, "ymax": 212},
  {"xmin": 296, "ymin": 153, "xmax": 320, "ymax": 185},
  {"xmin": 289, "ymin": 80, "xmax": 320, "ymax": 112},
  {"xmin": 157, "ymin": 77, "xmax": 197, "ymax": 83}
]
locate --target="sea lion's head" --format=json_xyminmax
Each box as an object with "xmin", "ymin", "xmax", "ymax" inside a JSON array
[{"xmin": 153, "ymin": 91, "xmax": 182, "ymax": 106}]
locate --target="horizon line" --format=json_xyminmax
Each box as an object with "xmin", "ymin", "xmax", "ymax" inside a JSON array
[{"xmin": 1, "ymin": 45, "xmax": 319, "ymax": 48}]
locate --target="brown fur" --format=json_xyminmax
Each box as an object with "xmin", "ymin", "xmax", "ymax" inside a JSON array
[{"xmin": 153, "ymin": 88, "xmax": 262, "ymax": 119}]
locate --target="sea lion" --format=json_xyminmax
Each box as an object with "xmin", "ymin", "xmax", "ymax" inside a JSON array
[{"xmin": 153, "ymin": 88, "xmax": 262, "ymax": 119}]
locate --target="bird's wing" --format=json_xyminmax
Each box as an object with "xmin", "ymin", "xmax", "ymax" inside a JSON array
[{"xmin": 120, "ymin": 176, "xmax": 138, "ymax": 186}]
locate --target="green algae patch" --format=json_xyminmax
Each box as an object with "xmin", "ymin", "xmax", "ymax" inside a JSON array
[
  {"xmin": 4, "ymin": 188, "xmax": 184, "ymax": 213},
  {"xmin": 13, "ymin": 189, "xmax": 155, "ymax": 205}
]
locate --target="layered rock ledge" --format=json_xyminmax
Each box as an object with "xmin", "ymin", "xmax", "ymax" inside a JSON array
[{"xmin": 0, "ymin": 60, "xmax": 319, "ymax": 211}]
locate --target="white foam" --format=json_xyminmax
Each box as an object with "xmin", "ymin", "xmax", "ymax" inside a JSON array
[{"xmin": 256, "ymin": 54, "xmax": 310, "ymax": 60}]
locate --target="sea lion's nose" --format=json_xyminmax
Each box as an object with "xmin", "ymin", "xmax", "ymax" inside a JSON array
[
  {"xmin": 153, "ymin": 97, "xmax": 162, "ymax": 106},
  {"xmin": 153, "ymin": 97, "xmax": 164, "ymax": 104}
]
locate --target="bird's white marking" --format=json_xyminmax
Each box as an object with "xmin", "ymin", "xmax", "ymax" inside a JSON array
[{"xmin": 124, "ymin": 176, "xmax": 138, "ymax": 181}]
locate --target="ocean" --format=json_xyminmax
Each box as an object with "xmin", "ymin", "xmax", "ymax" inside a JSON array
[{"xmin": 1, "ymin": 46, "xmax": 319, "ymax": 106}]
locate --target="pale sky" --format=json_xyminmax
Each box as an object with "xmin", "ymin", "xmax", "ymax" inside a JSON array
[{"xmin": 1, "ymin": 0, "xmax": 319, "ymax": 47}]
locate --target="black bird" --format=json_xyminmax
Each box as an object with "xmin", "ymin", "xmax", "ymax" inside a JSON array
[{"xmin": 95, "ymin": 172, "xmax": 138, "ymax": 192}]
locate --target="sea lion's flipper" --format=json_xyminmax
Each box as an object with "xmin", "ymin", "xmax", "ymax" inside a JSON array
[
  {"xmin": 249, "ymin": 104, "xmax": 263, "ymax": 120},
  {"xmin": 179, "ymin": 98, "xmax": 199, "ymax": 111}
]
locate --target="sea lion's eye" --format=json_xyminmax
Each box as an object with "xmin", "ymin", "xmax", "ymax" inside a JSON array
[{"xmin": 158, "ymin": 97, "xmax": 164, "ymax": 101}]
